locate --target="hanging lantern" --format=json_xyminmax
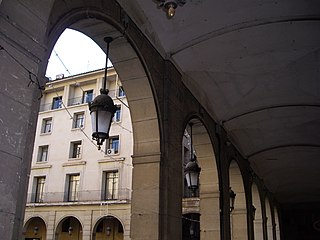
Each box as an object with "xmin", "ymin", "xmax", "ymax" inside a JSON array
[
  {"xmin": 185, "ymin": 160, "xmax": 201, "ymax": 190},
  {"xmin": 184, "ymin": 122, "xmax": 201, "ymax": 195},
  {"xmin": 89, "ymin": 37, "xmax": 116, "ymax": 150}
]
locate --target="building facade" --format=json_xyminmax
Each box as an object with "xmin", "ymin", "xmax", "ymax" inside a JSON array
[{"xmin": 23, "ymin": 69, "xmax": 133, "ymax": 240}]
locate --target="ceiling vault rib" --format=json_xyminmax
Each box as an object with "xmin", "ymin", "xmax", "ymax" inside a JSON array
[
  {"xmin": 222, "ymin": 104, "xmax": 320, "ymax": 124},
  {"xmin": 170, "ymin": 15, "xmax": 320, "ymax": 56},
  {"xmin": 248, "ymin": 144, "xmax": 320, "ymax": 159}
]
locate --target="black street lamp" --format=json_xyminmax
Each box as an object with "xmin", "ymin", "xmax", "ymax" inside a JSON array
[
  {"xmin": 184, "ymin": 123, "xmax": 201, "ymax": 196},
  {"xmin": 89, "ymin": 37, "xmax": 116, "ymax": 150},
  {"xmin": 229, "ymin": 187, "xmax": 236, "ymax": 212}
]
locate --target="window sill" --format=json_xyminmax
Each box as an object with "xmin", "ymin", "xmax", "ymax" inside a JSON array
[
  {"xmin": 32, "ymin": 164, "xmax": 52, "ymax": 170},
  {"xmin": 40, "ymin": 132, "xmax": 52, "ymax": 136},
  {"xmin": 98, "ymin": 157, "xmax": 125, "ymax": 163},
  {"xmin": 71, "ymin": 127, "xmax": 84, "ymax": 131},
  {"xmin": 62, "ymin": 161, "xmax": 86, "ymax": 167},
  {"xmin": 68, "ymin": 157, "xmax": 82, "ymax": 161}
]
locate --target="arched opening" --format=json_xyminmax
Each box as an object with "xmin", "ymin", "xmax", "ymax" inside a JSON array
[
  {"xmin": 23, "ymin": 216, "xmax": 47, "ymax": 240},
  {"xmin": 229, "ymin": 160, "xmax": 248, "ymax": 240},
  {"xmin": 182, "ymin": 119, "xmax": 220, "ymax": 239},
  {"xmin": 43, "ymin": 5, "xmax": 161, "ymax": 239},
  {"xmin": 55, "ymin": 216, "xmax": 83, "ymax": 240},
  {"xmin": 252, "ymin": 183, "xmax": 263, "ymax": 239},
  {"xmin": 2, "ymin": 1, "xmax": 160, "ymax": 239},
  {"xmin": 23, "ymin": 26, "xmax": 133, "ymax": 239},
  {"xmin": 92, "ymin": 216, "xmax": 124, "ymax": 240}
]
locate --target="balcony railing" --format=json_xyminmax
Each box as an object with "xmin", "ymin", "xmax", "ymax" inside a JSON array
[
  {"xmin": 26, "ymin": 189, "xmax": 131, "ymax": 204},
  {"xmin": 39, "ymin": 90, "xmax": 123, "ymax": 112},
  {"xmin": 39, "ymin": 103, "xmax": 63, "ymax": 112},
  {"xmin": 68, "ymin": 95, "xmax": 95, "ymax": 106}
]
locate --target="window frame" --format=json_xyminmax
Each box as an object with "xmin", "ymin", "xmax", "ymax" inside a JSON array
[
  {"xmin": 41, "ymin": 117, "xmax": 52, "ymax": 134},
  {"xmin": 113, "ymin": 105, "xmax": 121, "ymax": 123},
  {"xmin": 67, "ymin": 174, "xmax": 80, "ymax": 202},
  {"xmin": 34, "ymin": 176, "xmax": 46, "ymax": 203},
  {"xmin": 69, "ymin": 140, "xmax": 82, "ymax": 159},
  {"xmin": 103, "ymin": 171, "xmax": 119, "ymax": 200},
  {"xmin": 82, "ymin": 89, "xmax": 94, "ymax": 104},
  {"xmin": 106, "ymin": 135, "xmax": 120, "ymax": 154},
  {"xmin": 73, "ymin": 112, "xmax": 85, "ymax": 129},
  {"xmin": 52, "ymin": 96, "xmax": 62, "ymax": 110},
  {"xmin": 37, "ymin": 145, "xmax": 49, "ymax": 162},
  {"xmin": 117, "ymin": 86, "xmax": 125, "ymax": 98}
]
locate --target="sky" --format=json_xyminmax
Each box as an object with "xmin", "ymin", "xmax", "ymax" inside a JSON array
[{"xmin": 45, "ymin": 29, "xmax": 109, "ymax": 80}]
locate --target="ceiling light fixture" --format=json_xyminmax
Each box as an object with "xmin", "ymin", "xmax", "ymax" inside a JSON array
[{"xmin": 156, "ymin": 0, "xmax": 186, "ymax": 18}]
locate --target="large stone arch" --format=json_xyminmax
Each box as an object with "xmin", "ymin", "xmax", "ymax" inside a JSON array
[
  {"xmin": 23, "ymin": 216, "xmax": 47, "ymax": 240},
  {"xmin": 43, "ymin": 6, "xmax": 162, "ymax": 238},
  {"xmin": 92, "ymin": 215, "xmax": 125, "ymax": 240},
  {"xmin": 55, "ymin": 216, "xmax": 83, "ymax": 240},
  {"xmin": 183, "ymin": 118, "xmax": 220, "ymax": 239},
  {"xmin": 0, "ymin": 0, "xmax": 163, "ymax": 238}
]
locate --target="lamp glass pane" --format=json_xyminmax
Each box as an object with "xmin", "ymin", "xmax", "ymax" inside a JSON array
[
  {"xmin": 185, "ymin": 172, "xmax": 191, "ymax": 187},
  {"xmin": 190, "ymin": 172, "xmax": 198, "ymax": 188},
  {"xmin": 91, "ymin": 110, "xmax": 113, "ymax": 135}
]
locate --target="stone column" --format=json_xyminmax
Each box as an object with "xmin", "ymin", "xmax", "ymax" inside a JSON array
[
  {"xmin": 47, "ymin": 211, "xmax": 57, "ymax": 240},
  {"xmin": 231, "ymin": 208, "xmax": 248, "ymax": 240},
  {"xmin": 0, "ymin": 1, "xmax": 47, "ymax": 238},
  {"xmin": 130, "ymin": 153, "xmax": 161, "ymax": 240},
  {"xmin": 83, "ymin": 210, "xmax": 93, "ymax": 240},
  {"xmin": 254, "ymin": 218, "xmax": 264, "ymax": 240},
  {"xmin": 0, "ymin": 34, "xmax": 43, "ymax": 240},
  {"xmin": 200, "ymin": 190, "xmax": 220, "ymax": 239}
]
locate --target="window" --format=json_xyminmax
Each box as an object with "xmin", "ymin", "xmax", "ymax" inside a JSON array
[
  {"xmin": 37, "ymin": 145, "xmax": 48, "ymax": 162},
  {"xmin": 69, "ymin": 141, "xmax": 82, "ymax": 159},
  {"xmin": 41, "ymin": 117, "xmax": 52, "ymax": 133},
  {"xmin": 67, "ymin": 174, "xmax": 80, "ymax": 201},
  {"xmin": 117, "ymin": 86, "xmax": 125, "ymax": 97},
  {"xmin": 82, "ymin": 90, "xmax": 93, "ymax": 103},
  {"xmin": 52, "ymin": 96, "xmax": 62, "ymax": 109},
  {"xmin": 104, "ymin": 171, "xmax": 118, "ymax": 200},
  {"xmin": 34, "ymin": 176, "xmax": 45, "ymax": 203},
  {"xmin": 106, "ymin": 136, "xmax": 119, "ymax": 154},
  {"xmin": 73, "ymin": 112, "xmax": 84, "ymax": 128},
  {"xmin": 113, "ymin": 105, "xmax": 121, "ymax": 122}
]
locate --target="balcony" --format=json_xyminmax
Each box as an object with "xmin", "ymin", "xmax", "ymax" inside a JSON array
[
  {"xmin": 39, "ymin": 102, "xmax": 63, "ymax": 112},
  {"xmin": 68, "ymin": 95, "xmax": 95, "ymax": 106},
  {"xmin": 26, "ymin": 189, "xmax": 131, "ymax": 205}
]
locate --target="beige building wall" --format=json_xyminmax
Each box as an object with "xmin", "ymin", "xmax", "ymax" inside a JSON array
[{"xmin": 24, "ymin": 68, "xmax": 133, "ymax": 240}]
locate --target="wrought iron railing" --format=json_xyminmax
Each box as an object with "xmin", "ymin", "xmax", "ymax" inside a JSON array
[
  {"xmin": 39, "ymin": 89, "xmax": 124, "ymax": 112},
  {"xmin": 26, "ymin": 189, "xmax": 131, "ymax": 204},
  {"xmin": 68, "ymin": 94, "xmax": 95, "ymax": 106},
  {"xmin": 39, "ymin": 103, "xmax": 62, "ymax": 112}
]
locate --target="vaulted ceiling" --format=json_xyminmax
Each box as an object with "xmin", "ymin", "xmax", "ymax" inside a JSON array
[{"xmin": 114, "ymin": 0, "xmax": 320, "ymax": 203}]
